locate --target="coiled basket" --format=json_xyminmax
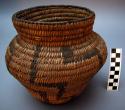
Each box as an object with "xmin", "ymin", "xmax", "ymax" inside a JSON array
[{"xmin": 5, "ymin": 5, "xmax": 107, "ymax": 104}]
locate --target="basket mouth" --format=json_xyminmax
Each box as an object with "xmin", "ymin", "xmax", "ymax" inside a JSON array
[{"xmin": 12, "ymin": 5, "xmax": 95, "ymax": 25}]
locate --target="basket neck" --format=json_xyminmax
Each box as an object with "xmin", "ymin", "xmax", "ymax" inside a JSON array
[{"xmin": 12, "ymin": 5, "xmax": 95, "ymax": 46}]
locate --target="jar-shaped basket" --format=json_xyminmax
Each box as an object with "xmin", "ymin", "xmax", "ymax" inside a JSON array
[{"xmin": 5, "ymin": 5, "xmax": 107, "ymax": 104}]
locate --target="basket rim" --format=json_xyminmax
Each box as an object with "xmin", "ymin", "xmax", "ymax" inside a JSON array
[{"xmin": 12, "ymin": 5, "xmax": 95, "ymax": 25}]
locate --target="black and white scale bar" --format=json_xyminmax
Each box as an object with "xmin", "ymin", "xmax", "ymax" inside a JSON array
[{"xmin": 107, "ymin": 48, "xmax": 122, "ymax": 91}]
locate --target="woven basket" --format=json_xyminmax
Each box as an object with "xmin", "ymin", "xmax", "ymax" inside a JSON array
[{"xmin": 5, "ymin": 5, "xmax": 107, "ymax": 104}]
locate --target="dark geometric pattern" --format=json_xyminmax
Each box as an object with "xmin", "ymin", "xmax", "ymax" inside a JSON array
[
  {"xmin": 61, "ymin": 47, "xmax": 103, "ymax": 67},
  {"xmin": 30, "ymin": 45, "xmax": 41, "ymax": 84},
  {"xmin": 107, "ymin": 48, "xmax": 122, "ymax": 91}
]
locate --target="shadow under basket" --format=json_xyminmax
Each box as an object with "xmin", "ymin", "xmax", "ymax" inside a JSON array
[{"xmin": 5, "ymin": 5, "xmax": 107, "ymax": 104}]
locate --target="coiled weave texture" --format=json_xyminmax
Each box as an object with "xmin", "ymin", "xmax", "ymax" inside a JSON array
[{"xmin": 6, "ymin": 5, "xmax": 107, "ymax": 104}]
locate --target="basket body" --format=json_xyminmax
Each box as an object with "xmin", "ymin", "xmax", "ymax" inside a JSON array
[{"xmin": 5, "ymin": 5, "xmax": 107, "ymax": 104}]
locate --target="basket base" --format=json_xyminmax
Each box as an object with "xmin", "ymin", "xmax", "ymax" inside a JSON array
[{"xmin": 27, "ymin": 84, "xmax": 87, "ymax": 104}]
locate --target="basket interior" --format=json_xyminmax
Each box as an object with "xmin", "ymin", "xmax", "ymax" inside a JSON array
[{"xmin": 14, "ymin": 5, "xmax": 94, "ymax": 24}]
